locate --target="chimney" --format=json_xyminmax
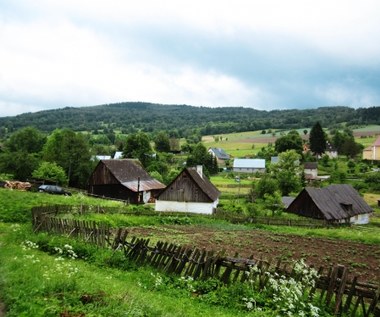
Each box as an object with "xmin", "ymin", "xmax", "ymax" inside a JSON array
[{"xmin": 196, "ymin": 165, "xmax": 203, "ymax": 178}]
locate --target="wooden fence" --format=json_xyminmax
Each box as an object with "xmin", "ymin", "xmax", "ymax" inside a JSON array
[{"xmin": 31, "ymin": 206, "xmax": 380, "ymax": 316}]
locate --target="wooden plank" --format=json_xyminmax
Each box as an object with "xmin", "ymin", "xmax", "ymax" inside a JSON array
[
  {"xmin": 334, "ymin": 265, "xmax": 348, "ymax": 315},
  {"xmin": 326, "ymin": 266, "xmax": 339, "ymax": 307},
  {"xmin": 343, "ymin": 276, "xmax": 358, "ymax": 314}
]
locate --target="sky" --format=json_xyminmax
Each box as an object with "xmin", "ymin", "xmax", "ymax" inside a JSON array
[{"xmin": 1, "ymin": 0, "xmax": 380, "ymax": 117}]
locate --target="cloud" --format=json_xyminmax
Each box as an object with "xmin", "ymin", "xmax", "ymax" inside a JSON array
[{"xmin": 0, "ymin": 0, "xmax": 380, "ymax": 117}]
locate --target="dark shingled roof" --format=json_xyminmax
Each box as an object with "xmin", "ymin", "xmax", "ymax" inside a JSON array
[
  {"xmin": 287, "ymin": 184, "xmax": 373, "ymax": 221},
  {"xmin": 185, "ymin": 167, "xmax": 221, "ymax": 201},
  {"xmin": 101, "ymin": 159, "xmax": 165, "ymax": 192}
]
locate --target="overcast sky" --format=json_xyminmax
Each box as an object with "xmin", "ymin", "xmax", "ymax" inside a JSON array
[{"xmin": 1, "ymin": 0, "xmax": 380, "ymax": 117}]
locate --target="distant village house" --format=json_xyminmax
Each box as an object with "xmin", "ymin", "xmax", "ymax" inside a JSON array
[
  {"xmin": 233, "ymin": 158, "xmax": 266, "ymax": 173},
  {"xmin": 208, "ymin": 147, "xmax": 230, "ymax": 168}
]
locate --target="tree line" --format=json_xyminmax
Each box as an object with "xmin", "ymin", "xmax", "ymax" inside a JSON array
[
  {"xmin": 0, "ymin": 127, "xmax": 218, "ymax": 189},
  {"xmin": 1, "ymin": 102, "xmax": 379, "ymax": 138}
]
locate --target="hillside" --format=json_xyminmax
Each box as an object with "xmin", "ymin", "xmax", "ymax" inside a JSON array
[{"xmin": 1, "ymin": 102, "xmax": 380, "ymax": 136}]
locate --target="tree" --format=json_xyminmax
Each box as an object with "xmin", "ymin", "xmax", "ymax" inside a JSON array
[
  {"xmin": 123, "ymin": 132, "xmax": 153, "ymax": 167},
  {"xmin": 275, "ymin": 130, "xmax": 303, "ymax": 154},
  {"xmin": 43, "ymin": 129, "xmax": 92, "ymax": 188},
  {"xmin": 32, "ymin": 161, "xmax": 68, "ymax": 185},
  {"xmin": 6, "ymin": 127, "xmax": 46, "ymax": 153},
  {"xmin": 0, "ymin": 127, "xmax": 45, "ymax": 180},
  {"xmin": 186, "ymin": 142, "xmax": 218, "ymax": 175},
  {"xmin": 0, "ymin": 152, "xmax": 40, "ymax": 180},
  {"xmin": 255, "ymin": 175, "xmax": 279, "ymax": 199},
  {"xmin": 154, "ymin": 131, "xmax": 171, "ymax": 152},
  {"xmin": 309, "ymin": 122, "xmax": 326, "ymax": 156},
  {"xmin": 271, "ymin": 150, "xmax": 302, "ymax": 195},
  {"xmin": 257, "ymin": 143, "xmax": 277, "ymax": 161},
  {"xmin": 331, "ymin": 128, "xmax": 362, "ymax": 158}
]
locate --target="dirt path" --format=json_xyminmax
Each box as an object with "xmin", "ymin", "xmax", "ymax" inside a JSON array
[{"xmin": 126, "ymin": 225, "xmax": 380, "ymax": 283}]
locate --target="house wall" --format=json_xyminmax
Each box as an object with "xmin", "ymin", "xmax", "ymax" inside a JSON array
[
  {"xmin": 155, "ymin": 200, "xmax": 217, "ymax": 214},
  {"xmin": 88, "ymin": 162, "xmax": 119, "ymax": 185},
  {"xmin": 158, "ymin": 172, "xmax": 211, "ymax": 203},
  {"xmin": 233, "ymin": 167, "xmax": 265, "ymax": 173},
  {"xmin": 304, "ymin": 168, "xmax": 318, "ymax": 179},
  {"xmin": 349, "ymin": 213, "xmax": 370, "ymax": 225},
  {"xmin": 363, "ymin": 146, "xmax": 380, "ymax": 160},
  {"xmin": 88, "ymin": 184, "xmax": 139, "ymax": 202}
]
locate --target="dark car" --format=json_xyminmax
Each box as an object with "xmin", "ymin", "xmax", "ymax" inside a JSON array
[{"xmin": 38, "ymin": 185, "xmax": 72, "ymax": 196}]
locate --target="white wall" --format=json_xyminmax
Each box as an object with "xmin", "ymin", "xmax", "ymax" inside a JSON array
[
  {"xmin": 349, "ymin": 213, "xmax": 370, "ymax": 225},
  {"xmin": 155, "ymin": 200, "xmax": 217, "ymax": 214}
]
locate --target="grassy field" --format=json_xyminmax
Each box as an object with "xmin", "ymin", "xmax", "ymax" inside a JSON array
[
  {"xmin": 202, "ymin": 125, "xmax": 380, "ymax": 158},
  {"xmin": 1, "ymin": 223, "xmax": 263, "ymax": 317},
  {"xmin": 202, "ymin": 130, "xmax": 272, "ymax": 157}
]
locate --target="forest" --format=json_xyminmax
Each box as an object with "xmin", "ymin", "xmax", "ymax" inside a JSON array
[{"xmin": 1, "ymin": 102, "xmax": 380, "ymax": 137}]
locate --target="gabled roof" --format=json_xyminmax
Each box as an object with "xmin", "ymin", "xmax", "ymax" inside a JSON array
[
  {"xmin": 287, "ymin": 184, "xmax": 373, "ymax": 221},
  {"xmin": 233, "ymin": 158, "xmax": 265, "ymax": 169},
  {"xmin": 100, "ymin": 159, "xmax": 165, "ymax": 192},
  {"xmin": 209, "ymin": 147, "xmax": 230, "ymax": 160},
  {"xmin": 159, "ymin": 167, "xmax": 220, "ymax": 202}
]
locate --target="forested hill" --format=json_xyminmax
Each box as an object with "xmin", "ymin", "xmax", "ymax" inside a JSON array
[{"xmin": 1, "ymin": 102, "xmax": 379, "ymax": 136}]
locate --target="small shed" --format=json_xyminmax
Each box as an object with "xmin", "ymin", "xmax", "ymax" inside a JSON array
[
  {"xmin": 88, "ymin": 159, "xmax": 165, "ymax": 203},
  {"xmin": 233, "ymin": 158, "xmax": 266, "ymax": 173},
  {"xmin": 155, "ymin": 166, "xmax": 220, "ymax": 214},
  {"xmin": 286, "ymin": 184, "xmax": 373, "ymax": 224}
]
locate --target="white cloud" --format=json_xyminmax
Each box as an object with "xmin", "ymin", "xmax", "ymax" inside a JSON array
[{"xmin": 0, "ymin": 0, "xmax": 380, "ymax": 117}]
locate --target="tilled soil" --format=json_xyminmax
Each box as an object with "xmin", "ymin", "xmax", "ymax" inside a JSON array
[{"xmin": 125, "ymin": 225, "xmax": 380, "ymax": 284}]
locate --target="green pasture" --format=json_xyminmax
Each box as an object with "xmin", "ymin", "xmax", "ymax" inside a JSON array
[
  {"xmin": 203, "ymin": 131, "xmax": 271, "ymax": 157},
  {"xmin": 201, "ymin": 125, "xmax": 380, "ymax": 159}
]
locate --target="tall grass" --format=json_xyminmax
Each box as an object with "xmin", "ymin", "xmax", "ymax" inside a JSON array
[
  {"xmin": 0, "ymin": 223, "xmax": 274, "ymax": 317},
  {"xmin": 0, "ymin": 188, "xmax": 124, "ymax": 222}
]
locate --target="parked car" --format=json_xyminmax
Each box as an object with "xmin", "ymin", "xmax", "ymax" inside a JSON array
[{"xmin": 38, "ymin": 185, "xmax": 72, "ymax": 196}]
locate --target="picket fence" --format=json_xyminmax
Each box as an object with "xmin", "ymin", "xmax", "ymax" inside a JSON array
[{"xmin": 31, "ymin": 206, "xmax": 380, "ymax": 316}]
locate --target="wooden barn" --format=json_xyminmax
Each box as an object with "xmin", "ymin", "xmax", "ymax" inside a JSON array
[
  {"xmin": 286, "ymin": 184, "xmax": 373, "ymax": 224},
  {"xmin": 88, "ymin": 159, "xmax": 165, "ymax": 203},
  {"xmin": 155, "ymin": 166, "xmax": 220, "ymax": 214}
]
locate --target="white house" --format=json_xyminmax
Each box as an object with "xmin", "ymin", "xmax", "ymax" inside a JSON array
[
  {"xmin": 233, "ymin": 158, "xmax": 266, "ymax": 173},
  {"xmin": 155, "ymin": 166, "xmax": 220, "ymax": 214}
]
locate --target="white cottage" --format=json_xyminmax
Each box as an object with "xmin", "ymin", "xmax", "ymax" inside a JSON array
[{"xmin": 155, "ymin": 166, "xmax": 220, "ymax": 214}]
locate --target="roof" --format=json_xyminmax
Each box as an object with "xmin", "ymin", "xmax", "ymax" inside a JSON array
[
  {"xmin": 233, "ymin": 158, "xmax": 266, "ymax": 169},
  {"xmin": 209, "ymin": 148, "xmax": 230, "ymax": 160},
  {"xmin": 282, "ymin": 196, "xmax": 295, "ymax": 208},
  {"xmin": 159, "ymin": 167, "xmax": 220, "ymax": 202},
  {"xmin": 100, "ymin": 159, "xmax": 165, "ymax": 192},
  {"xmin": 113, "ymin": 151, "xmax": 123, "ymax": 159},
  {"xmin": 96, "ymin": 155, "xmax": 112, "ymax": 160},
  {"xmin": 304, "ymin": 162, "xmax": 318, "ymax": 169},
  {"xmin": 288, "ymin": 184, "xmax": 373, "ymax": 221}
]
